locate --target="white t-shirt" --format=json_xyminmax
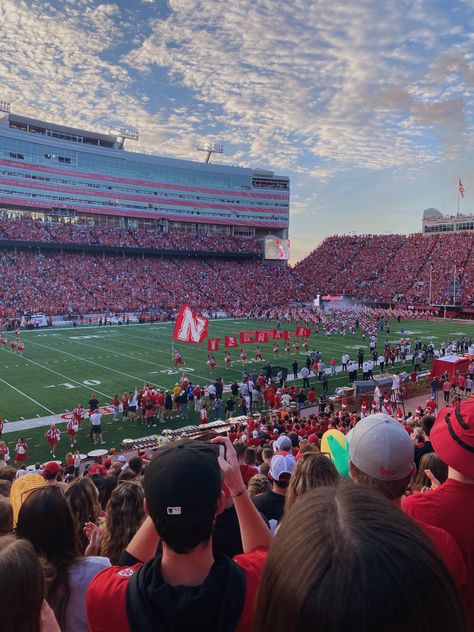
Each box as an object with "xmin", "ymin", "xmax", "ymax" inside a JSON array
[
  {"xmin": 64, "ymin": 556, "xmax": 110, "ymax": 632},
  {"xmin": 90, "ymin": 412, "xmax": 102, "ymax": 426}
]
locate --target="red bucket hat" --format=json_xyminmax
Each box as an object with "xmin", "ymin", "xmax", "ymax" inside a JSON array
[{"xmin": 431, "ymin": 400, "xmax": 474, "ymax": 478}]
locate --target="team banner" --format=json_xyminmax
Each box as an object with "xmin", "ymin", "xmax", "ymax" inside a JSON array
[
  {"xmin": 239, "ymin": 331, "xmax": 256, "ymax": 344},
  {"xmin": 295, "ymin": 326, "xmax": 311, "ymax": 337},
  {"xmin": 172, "ymin": 305, "xmax": 208, "ymax": 344},
  {"xmin": 255, "ymin": 330, "xmax": 269, "ymax": 343},
  {"xmin": 207, "ymin": 338, "xmax": 220, "ymax": 351},
  {"xmin": 272, "ymin": 329, "xmax": 289, "ymax": 340},
  {"xmin": 225, "ymin": 335, "xmax": 239, "ymax": 348}
]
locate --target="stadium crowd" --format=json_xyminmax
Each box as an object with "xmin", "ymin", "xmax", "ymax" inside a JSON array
[
  {"xmin": 0, "ymin": 251, "xmax": 308, "ymax": 318},
  {"xmin": 294, "ymin": 232, "xmax": 474, "ymax": 305},
  {"xmin": 1, "ymin": 388, "xmax": 473, "ymax": 632},
  {"xmin": 0, "ymin": 216, "xmax": 261, "ymax": 254}
]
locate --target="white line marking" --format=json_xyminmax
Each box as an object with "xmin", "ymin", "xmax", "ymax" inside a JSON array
[{"xmin": 0, "ymin": 377, "xmax": 55, "ymax": 414}]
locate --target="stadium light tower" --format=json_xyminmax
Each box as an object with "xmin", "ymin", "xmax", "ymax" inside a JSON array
[
  {"xmin": 0, "ymin": 100, "xmax": 11, "ymax": 113},
  {"xmin": 110, "ymin": 127, "xmax": 140, "ymax": 150},
  {"xmin": 197, "ymin": 141, "xmax": 224, "ymax": 164}
]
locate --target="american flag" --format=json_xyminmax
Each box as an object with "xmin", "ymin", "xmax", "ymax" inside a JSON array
[{"xmin": 458, "ymin": 178, "xmax": 465, "ymax": 198}]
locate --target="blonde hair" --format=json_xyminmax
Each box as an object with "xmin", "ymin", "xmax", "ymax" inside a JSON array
[
  {"xmin": 100, "ymin": 481, "xmax": 145, "ymax": 564},
  {"xmin": 285, "ymin": 452, "xmax": 340, "ymax": 512}
]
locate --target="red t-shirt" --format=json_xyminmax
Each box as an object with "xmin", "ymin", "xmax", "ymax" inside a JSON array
[
  {"xmin": 86, "ymin": 548, "xmax": 267, "ymax": 632},
  {"xmin": 404, "ymin": 479, "xmax": 474, "ymax": 628},
  {"xmin": 239, "ymin": 464, "xmax": 259, "ymax": 486}
]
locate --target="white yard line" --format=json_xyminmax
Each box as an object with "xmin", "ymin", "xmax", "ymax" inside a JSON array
[
  {"xmin": 66, "ymin": 336, "xmax": 214, "ymax": 385},
  {"xmin": 17, "ymin": 338, "xmax": 166, "ymax": 389},
  {"xmin": 0, "ymin": 376, "xmax": 55, "ymax": 415},
  {"xmin": 0, "ymin": 348, "xmax": 112, "ymax": 400}
]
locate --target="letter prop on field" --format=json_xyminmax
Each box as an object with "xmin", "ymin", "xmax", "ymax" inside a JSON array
[
  {"xmin": 225, "ymin": 336, "xmax": 239, "ymax": 348},
  {"xmin": 295, "ymin": 326, "xmax": 311, "ymax": 338},
  {"xmin": 321, "ymin": 429, "xmax": 350, "ymax": 478},
  {"xmin": 207, "ymin": 338, "xmax": 220, "ymax": 352},
  {"xmin": 239, "ymin": 331, "xmax": 256, "ymax": 344},
  {"xmin": 172, "ymin": 305, "xmax": 208, "ymax": 343}
]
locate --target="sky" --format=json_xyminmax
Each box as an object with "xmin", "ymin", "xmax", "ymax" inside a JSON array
[{"xmin": 1, "ymin": 0, "xmax": 474, "ymax": 263}]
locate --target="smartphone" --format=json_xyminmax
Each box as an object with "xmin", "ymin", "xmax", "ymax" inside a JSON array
[{"xmin": 204, "ymin": 441, "xmax": 226, "ymax": 460}]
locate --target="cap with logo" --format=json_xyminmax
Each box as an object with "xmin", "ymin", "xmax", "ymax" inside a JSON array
[
  {"xmin": 144, "ymin": 440, "xmax": 223, "ymax": 521},
  {"xmin": 349, "ymin": 413, "xmax": 414, "ymax": 481}
]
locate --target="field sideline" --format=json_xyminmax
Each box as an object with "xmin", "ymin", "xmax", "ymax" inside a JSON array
[{"xmin": 0, "ymin": 317, "xmax": 470, "ymax": 464}]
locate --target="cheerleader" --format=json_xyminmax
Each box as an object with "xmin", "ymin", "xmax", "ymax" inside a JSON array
[
  {"xmin": 15, "ymin": 437, "xmax": 28, "ymax": 467},
  {"xmin": 255, "ymin": 346, "xmax": 263, "ymax": 361},
  {"xmin": 173, "ymin": 350, "xmax": 184, "ymax": 368},
  {"xmin": 240, "ymin": 349, "xmax": 247, "ymax": 366},
  {"xmin": 207, "ymin": 354, "xmax": 216, "ymax": 373},
  {"xmin": 224, "ymin": 351, "xmax": 232, "ymax": 369},
  {"xmin": 66, "ymin": 418, "xmax": 79, "ymax": 447},
  {"xmin": 273, "ymin": 343, "xmax": 280, "ymax": 359},
  {"xmin": 45, "ymin": 424, "xmax": 61, "ymax": 458},
  {"xmin": 17, "ymin": 341, "xmax": 24, "ymax": 355}
]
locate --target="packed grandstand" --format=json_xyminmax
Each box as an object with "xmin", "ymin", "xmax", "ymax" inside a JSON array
[{"xmin": 1, "ymin": 110, "xmax": 474, "ymax": 632}]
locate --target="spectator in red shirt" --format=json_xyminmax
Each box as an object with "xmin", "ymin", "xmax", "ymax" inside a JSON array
[
  {"xmin": 86, "ymin": 438, "xmax": 270, "ymax": 632},
  {"xmin": 404, "ymin": 399, "xmax": 474, "ymax": 629}
]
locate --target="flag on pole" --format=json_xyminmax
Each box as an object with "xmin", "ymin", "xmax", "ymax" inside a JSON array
[
  {"xmin": 458, "ymin": 178, "xmax": 465, "ymax": 198},
  {"xmin": 172, "ymin": 305, "xmax": 208, "ymax": 343}
]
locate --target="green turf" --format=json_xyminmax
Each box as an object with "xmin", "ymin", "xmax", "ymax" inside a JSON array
[{"xmin": 1, "ymin": 317, "xmax": 471, "ymax": 464}]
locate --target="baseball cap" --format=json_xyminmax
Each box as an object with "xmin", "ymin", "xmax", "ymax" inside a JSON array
[
  {"xmin": 274, "ymin": 435, "xmax": 292, "ymax": 452},
  {"xmin": 431, "ymin": 400, "xmax": 474, "ymax": 478},
  {"xmin": 42, "ymin": 461, "xmax": 62, "ymax": 475},
  {"xmin": 144, "ymin": 440, "xmax": 223, "ymax": 521},
  {"xmin": 270, "ymin": 454, "xmax": 296, "ymax": 481},
  {"xmin": 349, "ymin": 413, "xmax": 414, "ymax": 481}
]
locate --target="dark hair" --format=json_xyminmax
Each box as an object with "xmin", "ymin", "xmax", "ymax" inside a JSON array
[
  {"xmin": 16, "ymin": 486, "xmax": 80, "ymax": 628},
  {"xmin": 245, "ymin": 447, "xmax": 257, "ymax": 466},
  {"xmin": 0, "ymin": 467, "xmax": 16, "ymax": 482},
  {"xmin": 0, "ymin": 478, "xmax": 12, "ymax": 497},
  {"xmin": 0, "ymin": 535, "xmax": 44, "ymax": 632},
  {"xmin": 153, "ymin": 503, "xmax": 218, "ymax": 554},
  {"xmin": 90, "ymin": 473, "xmax": 117, "ymax": 511},
  {"xmin": 234, "ymin": 443, "xmax": 247, "ymax": 460},
  {"xmin": 421, "ymin": 415, "xmax": 436, "ymax": 437},
  {"xmin": 0, "ymin": 496, "xmax": 13, "ymax": 533},
  {"xmin": 412, "ymin": 453, "xmax": 448, "ymax": 492},
  {"xmin": 285, "ymin": 453, "xmax": 340, "ymax": 511},
  {"xmin": 128, "ymin": 456, "xmax": 143, "ymax": 476},
  {"xmin": 254, "ymin": 482, "xmax": 468, "ymax": 632},
  {"xmin": 64, "ymin": 477, "xmax": 100, "ymax": 552},
  {"xmin": 350, "ymin": 463, "xmax": 411, "ymax": 501}
]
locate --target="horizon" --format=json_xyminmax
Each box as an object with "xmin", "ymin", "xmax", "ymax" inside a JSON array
[{"xmin": 1, "ymin": 0, "xmax": 474, "ymax": 264}]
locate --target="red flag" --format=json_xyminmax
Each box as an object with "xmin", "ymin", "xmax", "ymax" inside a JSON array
[
  {"xmin": 459, "ymin": 178, "xmax": 465, "ymax": 198},
  {"xmin": 172, "ymin": 305, "xmax": 208, "ymax": 344},
  {"xmin": 239, "ymin": 331, "xmax": 256, "ymax": 344},
  {"xmin": 295, "ymin": 326, "xmax": 311, "ymax": 338},
  {"xmin": 273, "ymin": 329, "xmax": 289, "ymax": 340},
  {"xmin": 255, "ymin": 330, "xmax": 269, "ymax": 343},
  {"xmin": 207, "ymin": 338, "xmax": 220, "ymax": 351},
  {"xmin": 225, "ymin": 336, "xmax": 239, "ymax": 348}
]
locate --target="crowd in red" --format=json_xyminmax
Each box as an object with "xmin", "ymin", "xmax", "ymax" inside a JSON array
[
  {"xmin": 0, "ymin": 251, "xmax": 310, "ymax": 318},
  {"xmin": 294, "ymin": 232, "xmax": 474, "ymax": 305},
  {"xmin": 0, "ymin": 216, "xmax": 261, "ymax": 254}
]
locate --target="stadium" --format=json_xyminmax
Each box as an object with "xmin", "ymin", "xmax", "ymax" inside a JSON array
[{"xmin": 1, "ymin": 105, "xmax": 474, "ymax": 631}]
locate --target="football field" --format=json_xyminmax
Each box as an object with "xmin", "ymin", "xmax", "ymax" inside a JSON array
[{"xmin": 1, "ymin": 317, "xmax": 471, "ymax": 464}]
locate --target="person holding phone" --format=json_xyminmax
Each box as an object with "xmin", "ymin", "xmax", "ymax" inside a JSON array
[{"xmin": 87, "ymin": 438, "xmax": 271, "ymax": 632}]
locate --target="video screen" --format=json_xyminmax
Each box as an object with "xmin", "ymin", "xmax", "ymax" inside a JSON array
[{"xmin": 265, "ymin": 239, "xmax": 290, "ymax": 260}]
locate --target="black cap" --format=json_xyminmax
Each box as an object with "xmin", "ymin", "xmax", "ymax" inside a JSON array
[{"xmin": 144, "ymin": 440, "xmax": 222, "ymax": 521}]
